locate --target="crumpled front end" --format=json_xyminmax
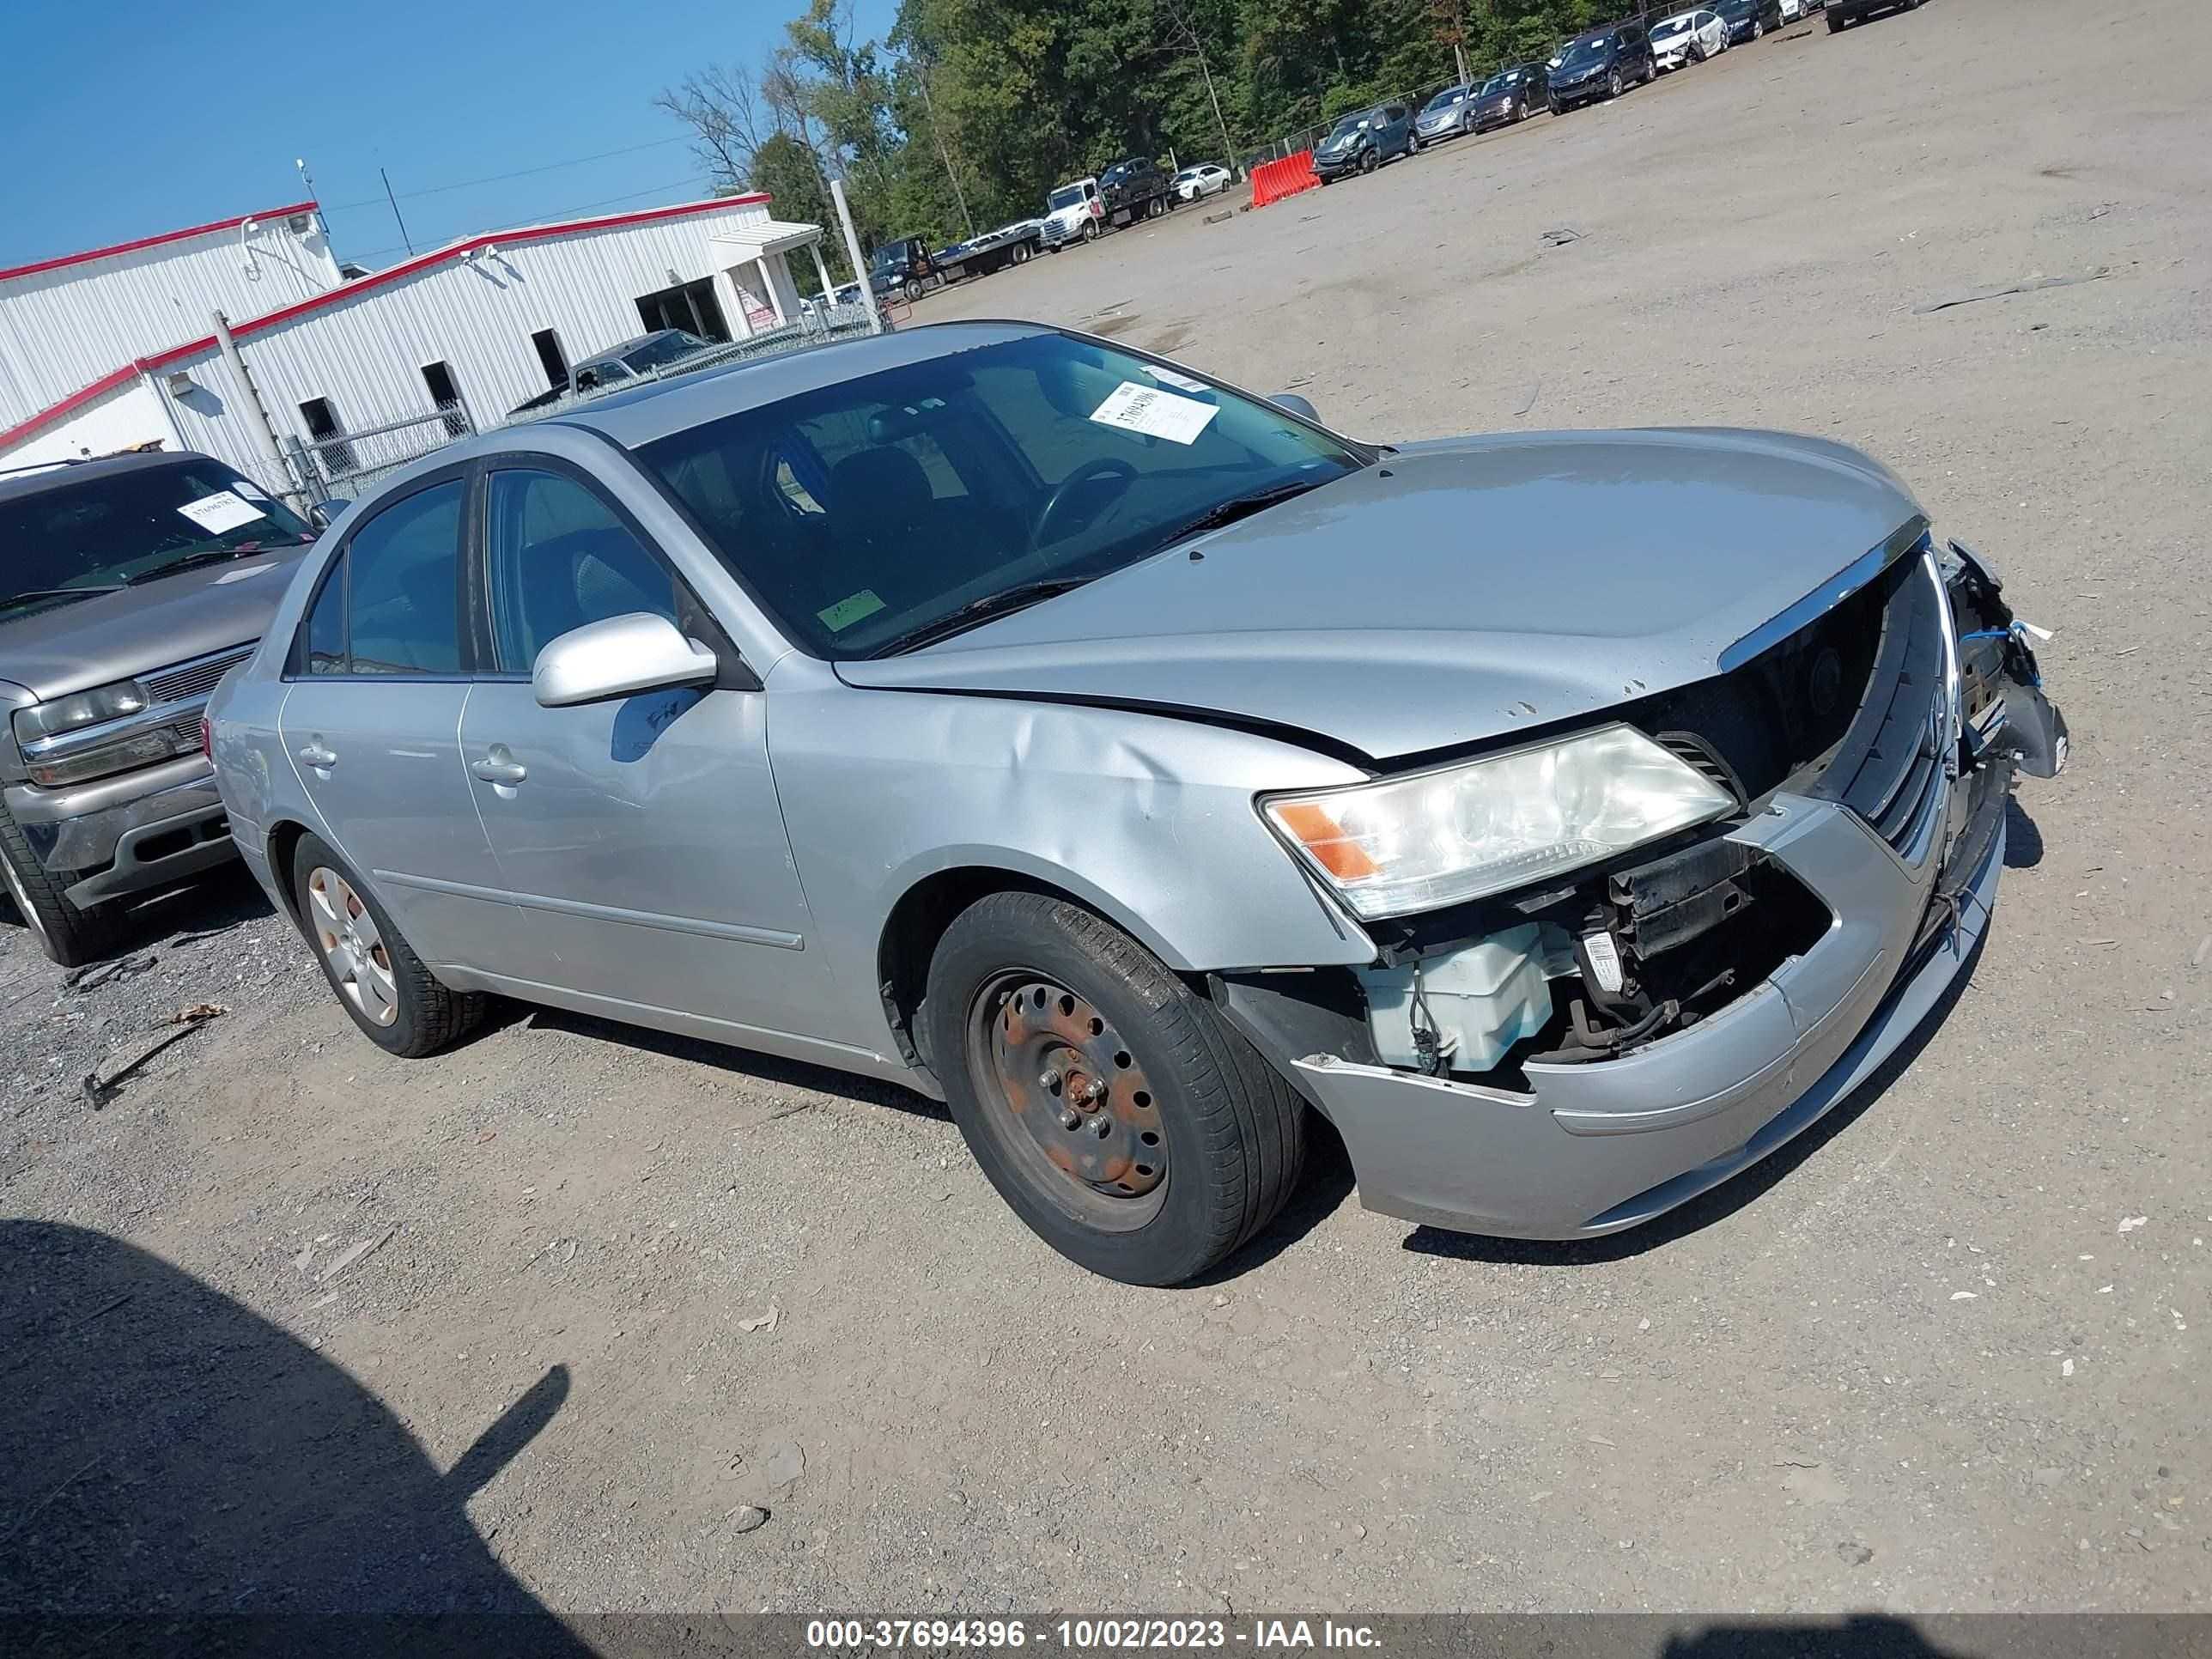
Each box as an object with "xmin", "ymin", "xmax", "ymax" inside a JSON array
[{"xmin": 1221, "ymin": 533, "xmax": 2067, "ymax": 1238}]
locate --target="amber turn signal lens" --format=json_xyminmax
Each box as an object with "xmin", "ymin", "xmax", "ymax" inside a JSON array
[{"xmin": 1269, "ymin": 801, "xmax": 1380, "ymax": 880}]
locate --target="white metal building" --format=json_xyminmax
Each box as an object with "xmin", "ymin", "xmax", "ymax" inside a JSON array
[{"xmin": 0, "ymin": 191, "xmax": 838, "ymax": 493}]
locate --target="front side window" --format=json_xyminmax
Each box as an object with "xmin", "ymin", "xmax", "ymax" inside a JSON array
[
  {"xmin": 0, "ymin": 462, "xmax": 315, "ymax": 621},
  {"xmin": 484, "ymin": 469, "xmax": 679, "ymax": 673},
  {"xmin": 640, "ymin": 331, "xmax": 1366, "ymax": 660},
  {"xmin": 339, "ymin": 479, "xmax": 464, "ymax": 676}
]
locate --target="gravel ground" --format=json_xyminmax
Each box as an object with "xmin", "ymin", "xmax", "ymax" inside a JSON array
[{"xmin": 4, "ymin": 0, "xmax": 2209, "ymax": 1624}]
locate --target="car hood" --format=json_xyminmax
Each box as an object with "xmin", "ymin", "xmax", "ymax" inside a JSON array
[
  {"xmin": 0, "ymin": 549, "xmax": 309, "ymax": 703},
  {"xmin": 838, "ymin": 429, "xmax": 1924, "ymax": 763}
]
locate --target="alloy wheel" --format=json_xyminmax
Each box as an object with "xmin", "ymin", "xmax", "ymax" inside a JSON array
[{"xmin": 307, "ymin": 866, "xmax": 398, "ymax": 1026}]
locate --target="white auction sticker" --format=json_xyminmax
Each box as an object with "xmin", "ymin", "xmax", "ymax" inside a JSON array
[
  {"xmin": 229, "ymin": 477, "xmax": 271, "ymax": 502},
  {"xmin": 1146, "ymin": 365, "xmax": 1212, "ymax": 395},
  {"xmin": 1090, "ymin": 380, "xmax": 1219, "ymax": 445},
  {"xmin": 176, "ymin": 489, "xmax": 267, "ymax": 534}
]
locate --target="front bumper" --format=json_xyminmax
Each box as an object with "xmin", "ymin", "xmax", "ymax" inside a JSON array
[
  {"xmin": 1311, "ymin": 149, "xmax": 1366, "ymax": 179},
  {"xmin": 1289, "ymin": 757, "xmax": 2012, "ymax": 1240},
  {"xmin": 4, "ymin": 757, "xmax": 236, "ymax": 909}
]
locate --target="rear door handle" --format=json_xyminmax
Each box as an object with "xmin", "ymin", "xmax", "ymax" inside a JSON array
[
  {"xmin": 296, "ymin": 740, "xmax": 337, "ymax": 769},
  {"xmin": 471, "ymin": 755, "xmax": 528, "ymax": 786}
]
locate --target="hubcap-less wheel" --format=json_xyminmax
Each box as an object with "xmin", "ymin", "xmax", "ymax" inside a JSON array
[
  {"xmin": 307, "ymin": 866, "xmax": 398, "ymax": 1026},
  {"xmin": 973, "ymin": 975, "xmax": 1167, "ymax": 1226}
]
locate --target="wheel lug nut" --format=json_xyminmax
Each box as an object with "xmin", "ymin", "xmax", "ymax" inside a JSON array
[
  {"xmin": 1060, "ymin": 1109, "xmax": 1082, "ymax": 1131},
  {"xmin": 1081, "ymin": 1078, "xmax": 1108, "ymax": 1104},
  {"xmin": 1038, "ymin": 1068, "xmax": 1062, "ymax": 1092}
]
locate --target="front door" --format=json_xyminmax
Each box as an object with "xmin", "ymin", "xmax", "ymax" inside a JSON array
[
  {"xmin": 276, "ymin": 471, "xmax": 520, "ymax": 971},
  {"xmin": 459, "ymin": 461, "xmax": 842, "ymax": 1045}
]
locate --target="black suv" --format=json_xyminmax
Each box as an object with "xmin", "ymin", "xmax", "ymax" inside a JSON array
[{"xmin": 1547, "ymin": 23, "xmax": 1656, "ymax": 112}]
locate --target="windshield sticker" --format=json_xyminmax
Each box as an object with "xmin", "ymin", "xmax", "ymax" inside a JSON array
[
  {"xmin": 817, "ymin": 588, "xmax": 886, "ymax": 633},
  {"xmin": 229, "ymin": 478, "xmax": 271, "ymax": 502},
  {"xmin": 1145, "ymin": 366, "xmax": 1212, "ymax": 396},
  {"xmin": 1089, "ymin": 380, "xmax": 1218, "ymax": 446},
  {"xmin": 176, "ymin": 489, "xmax": 266, "ymax": 535}
]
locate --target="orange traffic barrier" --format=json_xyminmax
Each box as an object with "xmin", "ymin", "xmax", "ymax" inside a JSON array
[{"xmin": 1249, "ymin": 150, "xmax": 1320, "ymax": 210}]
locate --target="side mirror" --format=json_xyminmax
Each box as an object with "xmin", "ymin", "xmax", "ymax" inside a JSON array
[
  {"xmin": 308, "ymin": 498, "xmax": 351, "ymax": 529},
  {"xmin": 532, "ymin": 612, "xmax": 720, "ymax": 708},
  {"xmin": 1269, "ymin": 392, "xmax": 1321, "ymax": 422}
]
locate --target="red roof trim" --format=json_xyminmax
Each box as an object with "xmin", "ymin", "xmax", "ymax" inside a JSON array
[
  {"xmin": 0, "ymin": 201, "xmax": 321, "ymax": 285},
  {"xmin": 0, "ymin": 193, "xmax": 773, "ymax": 450}
]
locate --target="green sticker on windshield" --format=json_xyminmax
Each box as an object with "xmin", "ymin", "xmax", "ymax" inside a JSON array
[{"xmin": 817, "ymin": 588, "xmax": 886, "ymax": 632}]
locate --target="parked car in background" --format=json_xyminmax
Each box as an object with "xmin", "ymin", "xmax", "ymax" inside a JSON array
[
  {"xmin": 1826, "ymin": 0, "xmax": 1916, "ymax": 28},
  {"xmin": 1547, "ymin": 22, "xmax": 1657, "ymax": 111},
  {"xmin": 1414, "ymin": 83, "xmax": 1478, "ymax": 143},
  {"xmin": 1173, "ymin": 163, "xmax": 1233, "ymax": 202},
  {"xmin": 570, "ymin": 330, "xmax": 711, "ymax": 395},
  {"xmin": 1651, "ymin": 8, "xmax": 1730, "ymax": 69},
  {"xmin": 208, "ymin": 319, "xmax": 2067, "ymax": 1286},
  {"xmin": 1716, "ymin": 0, "xmax": 1787, "ymax": 43},
  {"xmin": 1470, "ymin": 64, "xmax": 1547, "ymax": 131},
  {"xmin": 1313, "ymin": 100, "xmax": 1419, "ymax": 182},
  {"xmin": 2, "ymin": 451, "xmax": 324, "ymax": 965}
]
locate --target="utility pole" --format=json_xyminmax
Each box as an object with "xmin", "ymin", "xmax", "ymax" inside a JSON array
[
  {"xmin": 1164, "ymin": 5, "xmax": 1237, "ymax": 172},
  {"xmin": 210, "ymin": 311, "xmax": 298, "ymax": 504},
  {"xmin": 915, "ymin": 67, "xmax": 975, "ymax": 240},
  {"xmin": 380, "ymin": 167, "xmax": 413, "ymax": 256},
  {"xmin": 828, "ymin": 177, "xmax": 883, "ymax": 335}
]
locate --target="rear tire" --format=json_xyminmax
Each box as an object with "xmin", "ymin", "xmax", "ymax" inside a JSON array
[
  {"xmin": 922, "ymin": 891, "xmax": 1307, "ymax": 1286},
  {"xmin": 0, "ymin": 799, "xmax": 118, "ymax": 969},
  {"xmin": 289, "ymin": 832, "xmax": 482, "ymax": 1057}
]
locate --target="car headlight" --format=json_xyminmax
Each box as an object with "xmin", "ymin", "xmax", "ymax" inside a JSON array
[
  {"xmin": 1261, "ymin": 724, "xmax": 1735, "ymax": 920},
  {"xmin": 12, "ymin": 679, "xmax": 149, "ymax": 743}
]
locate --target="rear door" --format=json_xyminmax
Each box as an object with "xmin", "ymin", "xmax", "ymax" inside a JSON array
[
  {"xmin": 277, "ymin": 468, "xmax": 518, "ymax": 969},
  {"xmin": 456, "ymin": 457, "xmax": 842, "ymax": 1042}
]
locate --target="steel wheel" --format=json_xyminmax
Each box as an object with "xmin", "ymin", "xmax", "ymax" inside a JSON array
[
  {"xmin": 969, "ymin": 972, "xmax": 1168, "ymax": 1231},
  {"xmin": 307, "ymin": 865, "xmax": 398, "ymax": 1027}
]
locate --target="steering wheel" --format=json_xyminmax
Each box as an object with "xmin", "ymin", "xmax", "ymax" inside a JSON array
[{"xmin": 1031, "ymin": 457, "xmax": 1139, "ymax": 550}]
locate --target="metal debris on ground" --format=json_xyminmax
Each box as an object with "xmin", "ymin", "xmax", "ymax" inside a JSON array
[
  {"xmin": 317, "ymin": 1223, "xmax": 399, "ymax": 1284},
  {"xmin": 80, "ymin": 1003, "xmax": 228, "ymax": 1105},
  {"xmin": 1913, "ymin": 268, "xmax": 2111, "ymax": 315},
  {"xmin": 1540, "ymin": 227, "xmax": 1584, "ymax": 247}
]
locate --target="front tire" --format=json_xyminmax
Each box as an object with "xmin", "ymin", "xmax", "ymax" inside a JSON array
[
  {"xmin": 0, "ymin": 799, "xmax": 118, "ymax": 969},
  {"xmin": 923, "ymin": 891, "xmax": 1307, "ymax": 1285},
  {"xmin": 290, "ymin": 833, "xmax": 482, "ymax": 1057},
  {"xmin": 1607, "ymin": 69, "xmax": 1624, "ymax": 98}
]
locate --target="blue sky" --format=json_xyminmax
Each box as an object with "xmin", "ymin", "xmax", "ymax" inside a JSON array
[{"xmin": 1, "ymin": 0, "xmax": 897, "ymax": 270}]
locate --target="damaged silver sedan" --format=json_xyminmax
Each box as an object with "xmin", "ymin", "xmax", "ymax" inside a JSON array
[{"xmin": 207, "ymin": 321, "xmax": 2068, "ymax": 1285}]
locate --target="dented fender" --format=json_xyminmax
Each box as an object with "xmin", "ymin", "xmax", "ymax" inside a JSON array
[{"xmin": 763, "ymin": 655, "xmax": 1378, "ymax": 1060}]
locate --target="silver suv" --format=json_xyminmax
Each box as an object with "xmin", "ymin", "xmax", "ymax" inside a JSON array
[
  {"xmin": 1, "ymin": 452, "xmax": 320, "ymax": 965},
  {"xmin": 208, "ymin": 322, "xmax": 2066, "ymax": 1284}
]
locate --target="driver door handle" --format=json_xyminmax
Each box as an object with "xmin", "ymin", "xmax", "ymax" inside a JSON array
[
  {"xmin": 471, "ymin": 754, "xmax": 528, "ymax": 786},
  {"xmin": 296, "ymin": 740, "xmax": 337, "ymax": 769}
]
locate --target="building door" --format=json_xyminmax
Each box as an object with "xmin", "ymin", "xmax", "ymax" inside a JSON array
[
  {"xmin": 633, "ymin": 277, "xmax": 729, "ymax": 342},
  {"xmin": 531, "ymin": 328, "xmax": 568, "ymax": 390}
]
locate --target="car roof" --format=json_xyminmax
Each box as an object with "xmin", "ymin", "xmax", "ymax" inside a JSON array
[
  {"xmin": 0, "ymin": 448, "xmax": 208, "ymax": 506},
  {"xmin": 489, "ymin": 319, "xmax": 1057, "ymax": 452},
  {"xmin": 591, "ymin": 329, "xmax": 691, "ymax": 362}
]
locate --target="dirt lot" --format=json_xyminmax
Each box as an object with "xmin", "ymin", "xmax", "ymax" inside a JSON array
[{"xmin": 5, "ymin": 0, "xmax": 2209, "ymax": 1623}]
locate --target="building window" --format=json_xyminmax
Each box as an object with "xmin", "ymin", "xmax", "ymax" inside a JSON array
[
  {"xmin": 420, "ymin": 362, "xmax": 468, "ymax": 437},
  {"xmin": 531, "ymin": 329, "xmax": 568, "ymax": 391},
  {"xmin": 634, "ymin": 277, "xmax": 729, "ymax": 343},
  {"xmin": 298, "ymin": 397, "xmax": 356, "ymax": 477}
]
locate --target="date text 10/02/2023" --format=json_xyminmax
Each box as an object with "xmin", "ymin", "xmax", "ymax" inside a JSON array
[{"xmin": 805, "ymin": 1619, "xmax": 1382, "ymax": 1650}]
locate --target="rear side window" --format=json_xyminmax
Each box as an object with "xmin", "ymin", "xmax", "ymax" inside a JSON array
[
  {"xmin": 301, "ymin": 565, "xmax": 346, "ymax": 675},
  {"xmin": 337, "ymin": 481, "xmax": 465, "ymax": 676},
  {"xmin": 484, "ymin": 469, "xmax": 679, "ymax": 673}
]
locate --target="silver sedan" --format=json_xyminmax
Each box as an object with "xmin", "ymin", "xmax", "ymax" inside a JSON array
[{"xmin": 210, "ymin": 322, "xmax": 2065, "ymax": 1284}]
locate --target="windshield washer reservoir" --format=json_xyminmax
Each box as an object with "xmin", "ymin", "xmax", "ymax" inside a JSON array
[{"xmin": 1358, "ymin": 923, "xmax": 1559, "ymax": 1073}]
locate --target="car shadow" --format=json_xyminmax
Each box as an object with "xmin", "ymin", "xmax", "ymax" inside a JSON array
[
  {"xmin": 1400, "ymin": 930, "xmax": 1987, "ymax": 1268},
  {"xmin": 2002, "ymin": 795, "xmax": 2044, "ymax": 868},
  {"xmin": 0, "ymin": 1219, "xmax": 590, "ymax": 1650},
  {"xmin": 520, "ymin": 1004, "xmax": 953, "ymax": 1124},
  {"xmin": 1657, "ymin": 1615, "xmax": 1978, "ymax": 1658}
]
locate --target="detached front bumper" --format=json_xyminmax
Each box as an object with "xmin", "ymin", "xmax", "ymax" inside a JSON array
[{"xmin": 1291, "ymin": 776, "xmax": 2008, "ymax": 1238}]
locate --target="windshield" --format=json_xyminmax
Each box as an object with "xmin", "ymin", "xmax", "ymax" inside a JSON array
[
  {"xmin": 1048, "ymin": 186, "xmax": 1087, "ymax": 210},
  {"xmin": 1480, "ymin": 71, "xmax": 1516, "ymax": 93},
  {"xmin": 1326, "ymin": 112, "xmax": 1373, "ymax": 141},
  {"xmin": 639, "ymin": 331, "xmax": 1366, "ymax": 659},
  {"xmin": 0, "ymin": 461, "xmax": 314, "ymax": 618},
  {"xmin": 1652, "ymin": 15, "xmax": 1692, "ymax": 37},
  {"xmin": 1422, "ymin": 88, "xmax": 1467, "ymax": 112},
  {"xmin": 622, "ymin": 331, "xmax": 709, "ymax": 372},
  {"xmin": 1559, "ymin": 35, "xmax": 1612, "ymax": 68}
]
